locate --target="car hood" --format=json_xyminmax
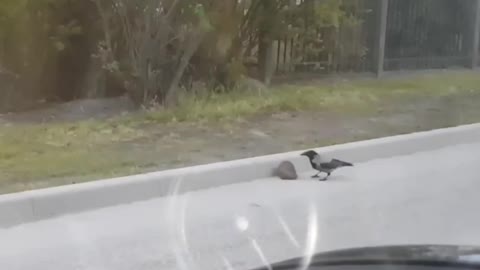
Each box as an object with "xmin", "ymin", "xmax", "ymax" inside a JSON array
[{"xmin": 253, "ymin": 245, "xmax": 480, "ymax": 269}]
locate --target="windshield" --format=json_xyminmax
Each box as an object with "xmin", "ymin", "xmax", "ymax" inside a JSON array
[{"xmin": 1, "ymin": 0, "xmax": 480, "ymax": 269}]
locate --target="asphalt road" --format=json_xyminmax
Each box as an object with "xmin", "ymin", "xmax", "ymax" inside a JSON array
[{"xmin": 1, "ymin": 142, "xmax": 480, "ymax": 270}]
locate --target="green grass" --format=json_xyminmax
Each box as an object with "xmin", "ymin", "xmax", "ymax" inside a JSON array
[
  {"xmin": 0, "ymin": 120, "xmax": 148, "ymax": 189},
  {"xmin": 1, "ymin": 70, "xmax": 480, "ymax": 193},
  {"xmin": 144, "ymin": 71, "xmax": 480, "ymax": 123}
]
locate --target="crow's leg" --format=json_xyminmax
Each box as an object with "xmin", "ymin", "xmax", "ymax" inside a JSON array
[{"xmin": 320, "ymin": 172, "xmax": 331, "ymax": 181}]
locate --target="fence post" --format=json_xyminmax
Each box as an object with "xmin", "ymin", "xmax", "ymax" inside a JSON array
[
  {"xmin": 471, "ymin": 0, "xmax": 480, "ymax": 69},
  {"xmin": 374, "ymin": 0, "xmax": 389, "ymax": 77}
]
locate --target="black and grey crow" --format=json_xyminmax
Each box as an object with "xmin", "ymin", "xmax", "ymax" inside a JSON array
[{"xmin": 301, "ymin": 150, "xmax": 353, "ymax": 181}]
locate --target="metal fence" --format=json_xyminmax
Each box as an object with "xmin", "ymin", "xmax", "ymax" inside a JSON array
[{"xmin": 273, "ymin": 0, "xmax": 480, "ymax": 76}]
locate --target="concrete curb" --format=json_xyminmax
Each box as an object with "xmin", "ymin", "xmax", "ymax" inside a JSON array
[{"xmin": 1, "ymin": 123, "xmax": 480, "ymax": 228}]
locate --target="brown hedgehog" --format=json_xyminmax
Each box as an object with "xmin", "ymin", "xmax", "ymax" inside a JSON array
[{"xmin": 273, "ymin": 160, "xmax": 298, "ymax": 180}]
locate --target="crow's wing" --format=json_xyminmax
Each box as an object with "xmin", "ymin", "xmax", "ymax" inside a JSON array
[
  {"xmin": 319, "ymin": 161, "xmax": 338, "ymax": 170},
  {"xmin": 320, "ymin": 159, "xmax": 353, "ymax": 170}
]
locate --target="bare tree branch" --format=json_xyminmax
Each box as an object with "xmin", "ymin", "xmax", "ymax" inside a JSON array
[{"xmin": 93, "ymin": 0, "xmax": 208, "ymax": 107}]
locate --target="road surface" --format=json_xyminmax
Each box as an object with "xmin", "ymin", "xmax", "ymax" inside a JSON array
[{"xmin": 1, "ymin": 141, "xmax": 480, "ymax": 270}]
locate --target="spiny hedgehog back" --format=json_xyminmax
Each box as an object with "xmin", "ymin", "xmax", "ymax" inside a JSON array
[{"xmin": 273, "ymin": 160, "xmax": 298, "ymax": 180}]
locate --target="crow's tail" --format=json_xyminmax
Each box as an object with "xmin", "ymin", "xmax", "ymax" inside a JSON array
[{"xmin": 332, "ymin": 159, "xmax": 354, "ymax": 167}]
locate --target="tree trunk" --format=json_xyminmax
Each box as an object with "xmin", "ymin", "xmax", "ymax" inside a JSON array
[
  {"xmin": 164, "ymin": 34, "xmax": 204, "ymax": 107},
  {"xmin": 83, "ymin": 57, "xmax": 106, "ymax": 98},
  {"xmin": 258, "ymin": 33, "xmax": 275, "ymax": 85},
  {"xmin": 257, "ymin": 0, "xmax": 277, "ymax": 85}
]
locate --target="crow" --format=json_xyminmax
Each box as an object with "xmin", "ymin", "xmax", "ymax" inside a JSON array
[{"xmin": 301, "ymin": 150, "xmax": 353, "ymax": 181}]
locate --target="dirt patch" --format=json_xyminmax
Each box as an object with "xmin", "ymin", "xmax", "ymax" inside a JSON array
[{"xmin": 107, "ymin": 91, "xmax": 480, "ymax": 168}]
